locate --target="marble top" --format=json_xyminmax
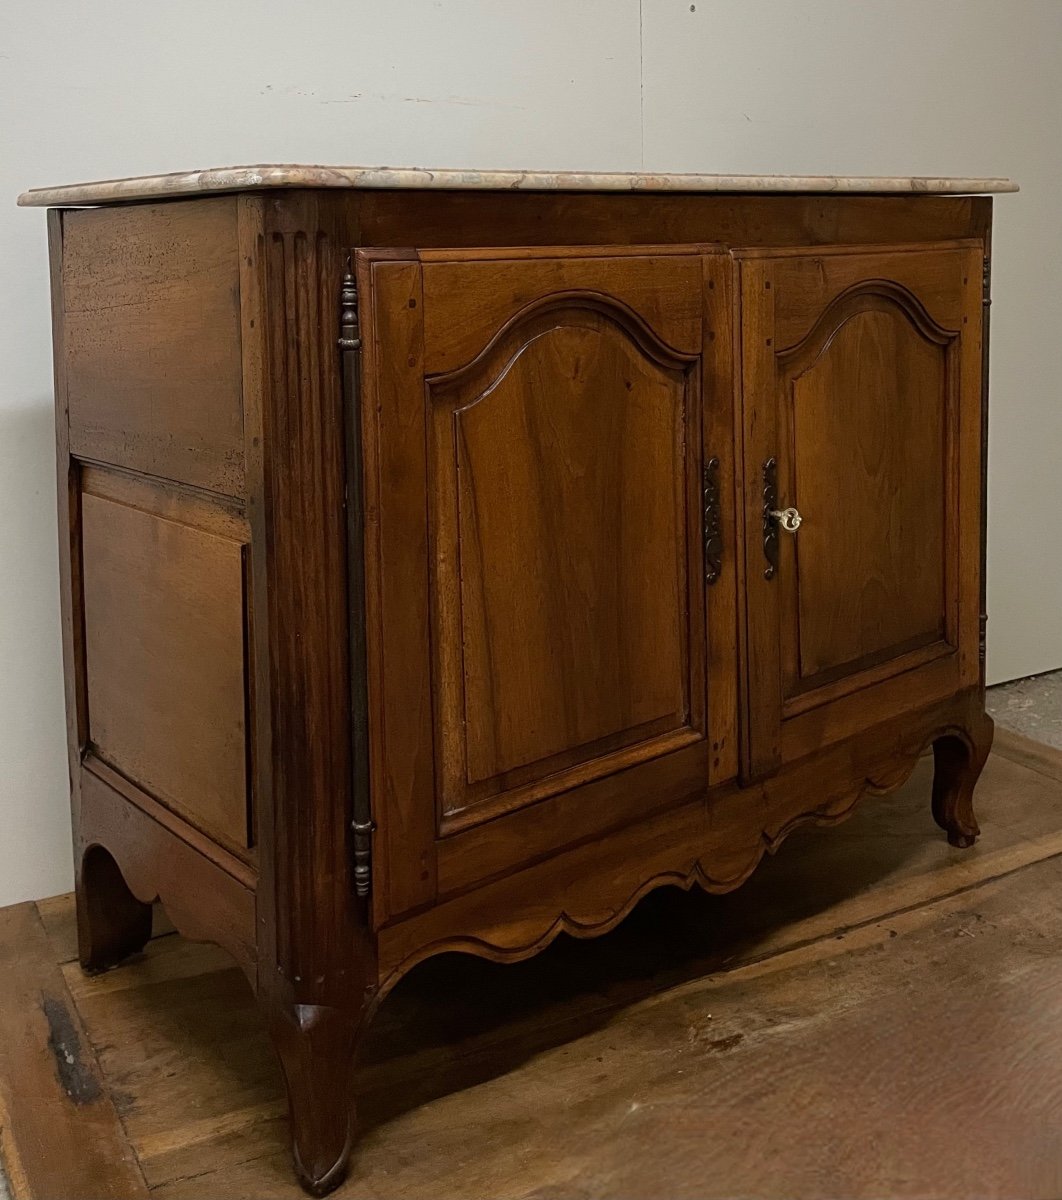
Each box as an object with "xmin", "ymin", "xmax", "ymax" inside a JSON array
[{"xmin": 17, "ymin": 165, "xmax": 1019, "ymax": 207}]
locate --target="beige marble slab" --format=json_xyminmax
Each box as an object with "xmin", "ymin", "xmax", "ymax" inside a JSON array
[{"xmin": 17, "ymin": 164, "xmax": 1019, "ymax": 207}]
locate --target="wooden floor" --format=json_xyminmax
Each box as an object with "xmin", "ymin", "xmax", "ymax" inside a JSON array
[{"xmin": 4, "ymin": 728, "xmax": 1062, "ymax": 1199}]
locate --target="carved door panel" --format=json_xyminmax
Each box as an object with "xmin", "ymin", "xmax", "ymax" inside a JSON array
[
  {"xmin": 739, "ymin": 244, "xmax": 984, "ymax": 779},
  {"xmin": 360, "ymin": 247, "xmax": 738, "ymax": 922}
]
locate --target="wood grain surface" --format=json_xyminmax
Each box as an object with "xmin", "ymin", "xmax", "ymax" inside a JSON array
[
  {"xmin": 80, "ymin": 491, "xmax": 250, "ymax": 853},
  {"xmin": 41, "ymin": 189, "xmax": 998, "ymax": 1196},
  {"xmin": 0, "ymin": 903, "xmax": 149, "ymax": 1200},
  {"xmin": 424, "ymin": 250, "xmax": 707, "ymax": 828},
  {"xmin": 3, "ymin": 727, "xmax": 1062, "ymax": 1200},
  {"xmin": 738, "ymin": 246, "xmax": 982, "ymax": 777},
  {"xmin": 60, "ymin": 200, "xmax": 245, "ymax": 496}
]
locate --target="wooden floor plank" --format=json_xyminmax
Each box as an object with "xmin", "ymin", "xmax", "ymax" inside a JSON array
[
  {"xmin": 32, "ymin": 895, "xmax": 80, "ymax": 965},
  {"xmin": 146, "ymin": 853, "xmax": 1062, "ymax": 1200},
  {"xmin": 994, "ymin": 724, "xmax": 1062, "ymax": 784},
  {"xmin": 102, "ymin": 747, "xmax": 1062, "ymax": 1193},
  {"xmin": 5, "ymin": 736, "xmax": 1062, "ymax": 1198},
  {"xmin": 0, "ymin": 903, "xmax": 149, "ymax": 1200}
]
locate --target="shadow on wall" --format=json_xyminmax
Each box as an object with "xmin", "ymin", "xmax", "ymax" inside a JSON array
[{"xmin": 0, "ymin": 395, "xmax": 73, "ymax": 906}]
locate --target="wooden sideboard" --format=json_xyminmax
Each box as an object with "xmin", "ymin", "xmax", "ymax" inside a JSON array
[{"xmin": 21, "ymin": 166, "xmax": 1015, "ymax": 1196}]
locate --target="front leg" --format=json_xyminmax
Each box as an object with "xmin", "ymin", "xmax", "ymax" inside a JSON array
[
  {"xmin": 932, "ymin": 714, "xmax": 994, "ymax": 848},
  {"xmin": 266, "ymin": 995, "xmax": 376, "ymax": 1196}
]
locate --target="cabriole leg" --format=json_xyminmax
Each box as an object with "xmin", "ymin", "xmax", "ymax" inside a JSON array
[
  {"xmin": 932, "ymin": 714, "xmax": 995, "ymax": 848},
  {"xmin": 267, "ymin": 997, "xmax": 375, "ymax": 1197}
]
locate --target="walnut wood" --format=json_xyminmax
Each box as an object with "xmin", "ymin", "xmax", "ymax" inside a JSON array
[
  {"xmin": 80, "ymin": 491, "xmax": 250, "ymax": 855},
  {"xmin": 237, "ymin": 193, "xmax": 377, "ymax": 1195},
  {"xmin": 423, "ymin": 248, "xmax": 708, "ymax": 828},
  {"xmin": 377, "ymin": 689, "xmax": 985, "ymax": 977},
  {"xmin": 77, "ymin": 766, "xmax": 256, "ymax": 985},
  {"xmin": 39, "ymin": 186, "xmax": 997, "ymax": 1196},
  {"xmin": 933, "ymin": 711, "xmax": 995, "ymax": 848},
  {"xmin": 75, "ymin": 841, "xmax": 153, "ymax": 975},
  {"xmin": 353, "ymin": 191, "xmax": 991, "ymax": 252},
  {"xmin": 419, "ymin": 247, "xmax": 705, "ymax": 370},
  {"xmin": 358, "ymin": 254, "xmax": 437, "ymax": 921},
  {"xmin": 60, "ymin": 200, "xmax": 245, "ymax": 496},
  {"xmin": 738, "ymin": 244, "xmax": 984, "ymax": 779},
  {"xmin": 48, "ymin": 210, "xmax": 86, "ymax": 862},
  {"xmin": 83, "ymin": 756, "xmax": 255, "ymax": 892}
]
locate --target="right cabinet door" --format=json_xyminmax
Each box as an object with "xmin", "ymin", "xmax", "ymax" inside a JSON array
[{"xmin": 739, "ymin": 244, "xmax": 984, "ymax": 777}]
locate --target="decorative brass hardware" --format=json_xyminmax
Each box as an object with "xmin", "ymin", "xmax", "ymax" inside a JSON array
[
  {"xmin": 703, "ymin": 456, "xmax": 722, "ymax": 585},
  {"xmin": 762, "ymin": 457, "xmax": 779, "ymax": 579},
  {"xmin": 770, "ymin": 506, "xmax": 803, "ymax": 533}
]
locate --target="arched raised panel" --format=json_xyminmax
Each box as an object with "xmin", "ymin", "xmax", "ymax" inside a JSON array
[
  {"xmin": 778, "ymin": 279, "xmax": 956, "ymax": 360},
  {"xmin": 739, "ymin": 245, "xmax": 982, "ymax": 778},
  {"xmin": 781, "ymin": 296, "xmax": 957, "ymax": 698},
  {"xmin": 428, "ymin": 296, "xmax": 705, "ymax": 828}
]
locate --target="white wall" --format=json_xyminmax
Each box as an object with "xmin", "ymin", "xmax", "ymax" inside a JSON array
[{"xmin": 1, "ymin": 0, "xmax": 1058, "ymax": 905}]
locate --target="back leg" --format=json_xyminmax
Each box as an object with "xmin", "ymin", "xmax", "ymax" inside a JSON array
[{"xmin": 76, "ymin": 844, "xmax": 153, "ymax": 973}]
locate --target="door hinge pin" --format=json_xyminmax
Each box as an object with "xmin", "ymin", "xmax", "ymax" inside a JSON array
[
  {"xmin": 338, "ymin": 261, "xmax": 362, "ymax": 351},
  {"xmin": 352, "ymin": 820, "xmax": 376, "ymax": 899},
  {"xmin": 340, "ymin": 259, "xmax": 374, "ymax": 900}
]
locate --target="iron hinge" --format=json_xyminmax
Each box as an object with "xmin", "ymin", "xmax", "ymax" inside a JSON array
[
  {"xmin": 338, "ymin": 257, "xmax": 374, "ymax": 900},
  {"xmin": 352, "ymin": 820, "xmax": 375, "ymax": 899},
  {"xmin": 338, "ymin": 259, "xmax": 361, "ymax": 351}
]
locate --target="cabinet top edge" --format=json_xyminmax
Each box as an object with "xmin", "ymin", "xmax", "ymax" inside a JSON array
[{"xmin": 16, "ymin": 164, "xmax": 1019, "ymax": 208}]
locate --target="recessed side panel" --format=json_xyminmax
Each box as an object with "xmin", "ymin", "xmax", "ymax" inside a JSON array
[{"xmin": 81, "ymin": 484, "xmax": 250, "ymax": 854}]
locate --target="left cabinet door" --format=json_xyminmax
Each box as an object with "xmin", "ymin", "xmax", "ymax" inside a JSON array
[{"xmin": 359, "ymin": 247, "xmax": 737, "ymax": 921}]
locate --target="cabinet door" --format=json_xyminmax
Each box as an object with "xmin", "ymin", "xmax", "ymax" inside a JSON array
[
  {"xmin": 739, "ymin": 244, "xmax": 984, "ymax": 778},
  {"xmin": 360, "ymin": 247, "xmax": 737, "ymax": 920}
]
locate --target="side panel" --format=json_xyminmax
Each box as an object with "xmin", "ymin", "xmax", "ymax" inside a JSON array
[
  {"xmin": 62, "ymin": 199, "xmax": 245, "ymax": 496},
  {"xmin": 49, "ymin": 202, "xmax": 259, "ymax": 994},
  {"xmin": 80, "ymin": 478, "xmax": 250, "ymax": 854},
  {"xmin": 52, "ymin": 201, "xmax": 256, "ymax": 863}
]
